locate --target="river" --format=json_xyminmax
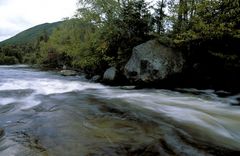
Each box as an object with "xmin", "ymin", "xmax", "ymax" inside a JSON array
[{"xmin": 0, "ymin": 65, "xmax": 240, "ymax": 156}]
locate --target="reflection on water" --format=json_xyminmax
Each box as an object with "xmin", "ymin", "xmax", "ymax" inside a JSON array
[{"xmin": 0, "ymin": 65, "xmax": 240, "ymax": 156}]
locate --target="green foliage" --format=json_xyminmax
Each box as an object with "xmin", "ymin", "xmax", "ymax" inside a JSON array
[
  {"xmin": 0, "ymin": 53, "xmax": 19, "ymax": 65},
  {"xmin": 94, "ymin": 0, "xmax": 153, "ymax": 67},
  {"xmin": 22, "ymin": 53, "xmax": 38, "ymax": 64},
  {"xmin": 187, "ymin": 0, "xmax": 240, "ymax": 39},
  {"xmin": 163, "ymin": 0, "xmax": 239, "ymax": 56},
  {"xmin": 0, "ymin": 46, "xmax": 23, "ymax": 64},
  {"xmin": 36, "ymin": 0, "xmax": 154, "ymax": 74},
  {"xmin": 38, "ymin": 19, "xmax": 97, "ymax": 69},
  {"xmin": 34, "ymin": 0, "xmax": 239, "ymax": 73}
]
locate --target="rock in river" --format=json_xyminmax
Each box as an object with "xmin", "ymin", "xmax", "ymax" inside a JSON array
[
  {"xmin": 60, "ymin": 70, "xmax": 77, "ymax": 76},
  {"xmin": 91, "ymin": 75, "xmax": 101, "ymax": 82},
  {"xmin": 124, "ymin": 40, "xmax": 185, "ymax": 83},
  {"xmin": 103, "ymin": 67, "xmax": 117, "ymax": 82}
]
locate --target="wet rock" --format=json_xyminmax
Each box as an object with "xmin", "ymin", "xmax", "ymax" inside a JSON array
[
  {"xmin": 60, "ymin": 70, "xmax": 77, "ymax": 76},
  {"xmin": 30, "ymin": 64, "xmax": 41, "ymax": 68},
  {"xmin": 0, "ymin": 128, "xmax": 4, "ymax": 137},
  {"xmin": 91, "ymin": 75, "xmax": 101, "ymax": 82},
  {"xmin": 103, "ymin": 67, "xmax": 117, "ymax": 82},
  {"xmin": 120, "ymin": 86, "xmax": 136, "ymax": 90},
  {"xmin": 13, "ymin": 131, "xmax": 47, "ymax": 154},
  {"xmin": 62, "ymin": 65, "xmax": 67, "ymax": 70},
  {"xmin": 124, "ymin": 40, "xmax": 185, "ymax": 83}
]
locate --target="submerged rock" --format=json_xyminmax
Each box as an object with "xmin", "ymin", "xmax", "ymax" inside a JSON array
[
  {"xmin": 60, "ymin": 70, "xmax": 77, "ymax": 76},
  {"xmin": 103, "ymin": 67, "xmax": 117, "ymax": 82},
  {"xmin": 91, "ymin": 75, "xmax": 101, "ymax": 82},
  {"xmin": 124, "ymin": 40, "xmax": 185, "ymax": 83}
]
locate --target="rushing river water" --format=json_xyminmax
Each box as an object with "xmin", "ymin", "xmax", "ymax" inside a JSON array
[{"xmin": 0, "ymin": 65, "xmax": 240, "ymax": 156}]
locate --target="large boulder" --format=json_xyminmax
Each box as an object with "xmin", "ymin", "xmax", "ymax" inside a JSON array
[
  {"xmin": 124, "ymin": 40, "xmax": 185, "ymax": 83},
  {"xmin": 60, "ymin": 70, "xmax": 77, "ymax": 76},
  {"xmin": 103, "ymin": 67, "xmax": 117, "ymax": 82}
]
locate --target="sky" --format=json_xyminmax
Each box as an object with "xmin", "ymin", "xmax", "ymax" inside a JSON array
[{"xmin": 0, "ymin": 0, "xmax": 77, "ymax": 41}]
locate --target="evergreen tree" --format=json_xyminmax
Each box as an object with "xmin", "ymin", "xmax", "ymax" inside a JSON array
[{"xmin": 154, "ymin": 0, "xmax": 167, "ymax": 34}]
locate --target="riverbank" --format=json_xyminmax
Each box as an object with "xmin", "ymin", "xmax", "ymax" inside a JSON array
[
  {"xmin": 32, "ymin": 38, "xmax": 240, "ymax": 93},
  {"xmin": 30, "ymin": 64, "xmax": 240, "ymax": 94}
]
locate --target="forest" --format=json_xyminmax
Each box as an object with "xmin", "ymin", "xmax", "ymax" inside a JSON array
[{"xmin": 0, "ymin": 0, "xmax": 239, "ymax": 76}]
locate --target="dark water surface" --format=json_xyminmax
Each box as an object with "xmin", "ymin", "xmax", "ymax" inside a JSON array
[{"xmin": 0, "ymin": 65, "xmax": 240, "ymax": 156}]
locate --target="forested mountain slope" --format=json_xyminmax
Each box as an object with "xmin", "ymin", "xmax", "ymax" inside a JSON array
[{"xmin": 0, "ymin": 21, "xmax": 62, "ymax": 46}]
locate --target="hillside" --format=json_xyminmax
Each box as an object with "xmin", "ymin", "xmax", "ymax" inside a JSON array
[{"xmin": 0, "ymin": 21, "xmax": 62, "ymax": 46}]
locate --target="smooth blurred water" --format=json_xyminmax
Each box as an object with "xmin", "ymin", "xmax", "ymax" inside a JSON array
[{"xmin": 0, "ymin": 65, "xmax": 240, "ymax": 156}]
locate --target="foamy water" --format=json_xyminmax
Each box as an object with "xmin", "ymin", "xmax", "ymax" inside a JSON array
[
  {"xmin": 99, "ymin": 89, "xmax": 240, "ymax": 149},
  {"xmin": 0, "ymin": 65, "xmax": 240, "ymax": 156}
]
